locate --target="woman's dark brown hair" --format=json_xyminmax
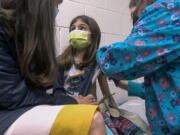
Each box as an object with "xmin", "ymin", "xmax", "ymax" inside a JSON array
[
  {"xmin": 129, "ymin": 0, "xmax": 141, "ymax": 9},
  {"xmin": 59, "ymin": 15, "xmax": 101, "ymax": 70},
  {"xmin": 131, "ymin": 0, "xmax": 156, "ymax": 25},
  {"xmin": 0, "ymin": 0, "xmax": 62, "ymax": 87}
]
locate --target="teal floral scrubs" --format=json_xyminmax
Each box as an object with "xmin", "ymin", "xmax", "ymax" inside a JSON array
[{"xmin": 97, "ymin": 0, "xmax": 180, "ymax": 134}]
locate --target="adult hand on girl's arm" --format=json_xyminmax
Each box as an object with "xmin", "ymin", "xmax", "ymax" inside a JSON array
[
  {"xmin": 127, "ymin": 81, "xmax": 145, "ymax": 99},
  {"xmin": 111, "ymin": 78, "xmax": 145, "ymax": 99},
  {"xmin": 116, "ymin": 80, "xmax": 145, "ymax": 98},
  {"xmin": 117, "ymin": 80, "xmax": 128, "ymax": 90}
]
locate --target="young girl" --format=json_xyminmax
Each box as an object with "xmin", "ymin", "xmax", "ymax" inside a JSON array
[
  {"xmin": 0, "ymin": 0, "xmax": 107, "ymax": 135},
  {"xmin": 97, "ymin": 0, "xmax": 180, "ymax": 135},
  {"xmin": 59, "ymin": 15, "xmax": 111, "ymax": 99},
  {"xmin": 59, "ymin": 15, "xmax": 149, "ymax": 135}
]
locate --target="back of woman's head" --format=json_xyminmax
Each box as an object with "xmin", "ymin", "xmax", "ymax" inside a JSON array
[
  {"xmin": 0, "ymin": 0, "xmax": 59, "ymax": 87},
  {"xmin": 131, "ymin": 0, "xmax": 156, "ymax": 25},
  {"xmin": 129, "ymin": 0, "xmax": 141, "ymax": 9},
  {"xmin": 60, "ymin": 15, "xmax": 101, "ymax": 70}
]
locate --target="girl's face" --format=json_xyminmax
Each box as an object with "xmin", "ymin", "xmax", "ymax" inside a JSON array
[
  {"xmin": 69, "ymin": 19, "xmax": 92, "ymax": 49},
  {"xmin": 70, "ymin": 19, "xmax": 91, "ymax": 33}
]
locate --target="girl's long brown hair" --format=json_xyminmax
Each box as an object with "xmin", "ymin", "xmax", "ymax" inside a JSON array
[
  {"xmin": 0, "ymin": 0, "xmax": 61, "ymax": 87},
  {"xmin": 59, "ymin": 15, "xmax": 101, "ymax": 71}
]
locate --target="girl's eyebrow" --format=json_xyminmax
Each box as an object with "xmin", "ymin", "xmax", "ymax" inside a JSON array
[
  {"xmin": 79, "ymin": 24, "xmax": 88, "ymax": 27},
  {"xmin": 71, "ymin": 23, "xmax": 88, "ymax": 28}
]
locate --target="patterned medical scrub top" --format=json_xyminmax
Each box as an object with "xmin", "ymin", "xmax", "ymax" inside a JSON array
[{"xmin": 97, "ymin": 0, "xmax": 180, "ymax": 135}]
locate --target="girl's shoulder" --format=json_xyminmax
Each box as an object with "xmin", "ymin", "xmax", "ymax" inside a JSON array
[{"xmin": 65, "ymin": 65, "xmax": 84, "ymax": 77}]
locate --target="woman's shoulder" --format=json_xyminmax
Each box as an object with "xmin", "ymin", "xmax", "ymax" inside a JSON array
[
  {"xmin": 0, "ymin": 27, "xmax": 11, "ymax": 44},
  {"xmin": 0, "ymin": 27, "xmax": 17, "ymax": 59},
  {"xmin": 0, "ymin": 28, "xmax": 8, "ymax": 47},
  {"xmin": 0, "ymin": 27, "xmax": 6, "ymax": 37}
]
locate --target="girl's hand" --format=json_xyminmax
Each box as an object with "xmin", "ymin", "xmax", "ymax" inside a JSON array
[{"xmin": 73, "ymin": 94, "xmax": 98, "ymax": 105}]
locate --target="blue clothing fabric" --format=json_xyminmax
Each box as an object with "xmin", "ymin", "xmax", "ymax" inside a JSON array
[
  {"xmin": 105, "ymin": 125, "xmax": 114, "ymax": 135},
  {"xmin": 97, "ymin": 0, "xmax": 180, "ymax": 135},
  {"xmin": 128, "ymin": 81, "xmax": 145, "ymax": 99},
  {"xmin": 0, "ymin": 29, "xmax": 77, "ymax": 134}
]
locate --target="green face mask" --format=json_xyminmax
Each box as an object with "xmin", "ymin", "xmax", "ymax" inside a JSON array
[{"xmin": 68, "ymin": 30, "xmax": 91, "ymax": 49}]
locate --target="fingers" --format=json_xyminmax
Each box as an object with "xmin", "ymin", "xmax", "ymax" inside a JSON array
[
  {"xmin": 72, "ymin": 95, "xmax": 97, "ymax": 104},
  {"xmin": 90, "ymin": 101, "xmax": 98, "ymax": 105},
  {"xmin": 86, "ymin": 95, "xmax": 97, "ymax": 103},
  {"xmin": 83, "ymin": 97, "xmax": 97, "ymax": 104},
  {"xmin": 86, "ymin": 94, "xmax": 96, "ymax": 100},
  {"xmin": 78, "ymin": 95, "xmax": 98, "ymax": 104}
]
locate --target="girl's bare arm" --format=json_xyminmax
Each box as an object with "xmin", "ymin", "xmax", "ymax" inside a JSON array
[{"xmin": 98, "ymin": 73, "xmax": 111, "ymax": 97}]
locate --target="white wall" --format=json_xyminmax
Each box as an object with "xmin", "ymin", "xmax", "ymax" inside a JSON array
[
  {"xmin": 54, "ymin": 0, "xmax": 144, "ymax": 105},
  {"xmin": 55, "ymin": 0, "xmax": 132, "ymax": 55}
]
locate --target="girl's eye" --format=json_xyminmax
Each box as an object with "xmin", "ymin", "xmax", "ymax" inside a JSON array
[
  {"xmin": 79, "ymin": 26, "xmax": 87, "ymax": 31},
  {"xmin": 70, "ymin": 26, "xmax": 75, "ymax": 31}
]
